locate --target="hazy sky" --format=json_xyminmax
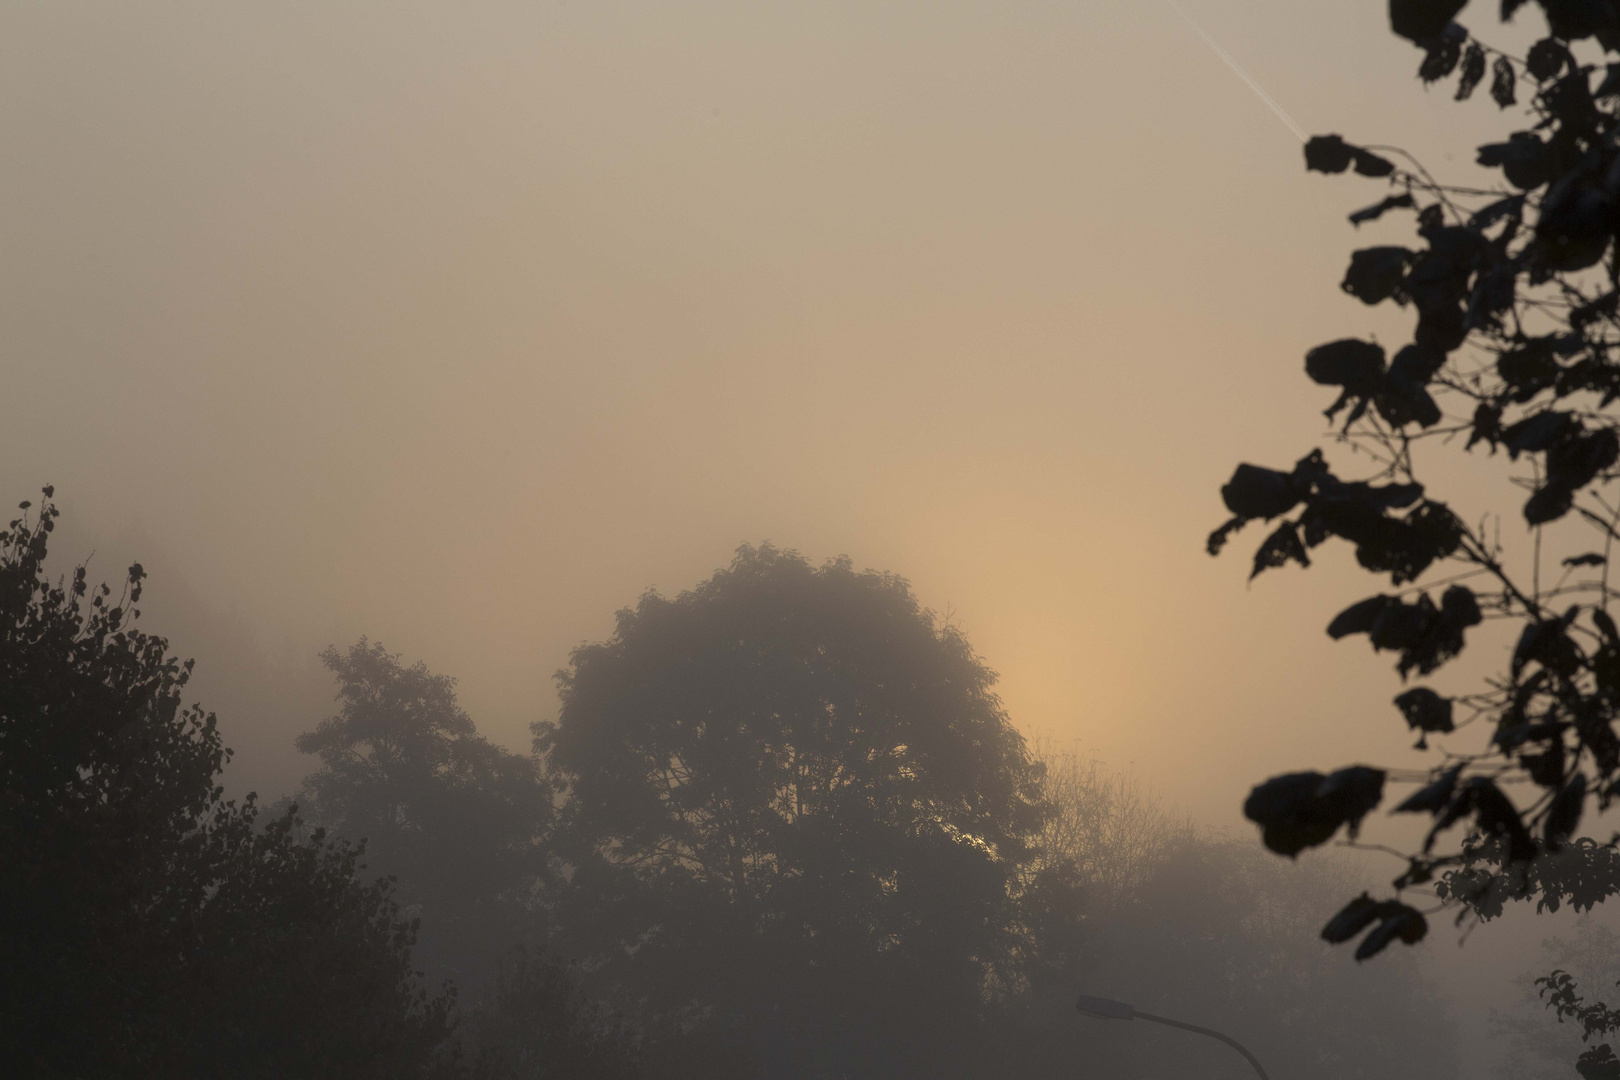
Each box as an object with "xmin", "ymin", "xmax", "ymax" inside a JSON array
[{"xmin": 0, "ymin": 2, "xmax": 1597, "ymax": 1057}]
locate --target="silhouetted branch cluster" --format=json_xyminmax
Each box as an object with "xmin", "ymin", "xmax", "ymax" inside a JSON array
[{"xmin": 1212, "ymin": 2, "xmax": 1620, "ymax": 1067}]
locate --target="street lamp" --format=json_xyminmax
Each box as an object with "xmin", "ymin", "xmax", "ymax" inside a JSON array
[{"xmin": 1076, "ymin": 994, "xmax": 1271, "ymax": 1080}]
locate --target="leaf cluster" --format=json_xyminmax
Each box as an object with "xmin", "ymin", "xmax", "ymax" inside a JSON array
[{"xmin": 1212, "ymin": 0, "xmax": 1620, "ymax": 973}]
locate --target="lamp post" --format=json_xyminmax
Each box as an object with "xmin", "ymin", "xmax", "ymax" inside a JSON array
[{"xmin": 1076, "ymin": 994, "xmax": 1271, "ymax": 1080}]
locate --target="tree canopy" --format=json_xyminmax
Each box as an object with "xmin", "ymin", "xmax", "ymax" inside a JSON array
[
  {"xmin": 0, "ymin": 491, "xmax": 461, "ymax": 1078},
  {"xmin": 536, "ymin": 544, "xmax": 1046, "ymax": 1077},
  {"xmin": 296, "ymin": 638, "xmax": 553, "ymax": 996}
]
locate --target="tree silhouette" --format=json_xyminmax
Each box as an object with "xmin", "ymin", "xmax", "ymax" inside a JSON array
[
  {"xmin": 1212, "ymin": 1, "xmax": 1620, "ymax": 1071},
  {"xmin": 0, "ymin": 491, "xmax": 461, "ymax": 1078},
  {"xmin": 170, "ymin": 807, "xmax": 465, "ymax": 1080},
  {"xmin": 296, "ymin": 639, "xmax": 554, "ymax": 997},
  {"xmin": 536, "ymin": 544, "xmax": 1046, "ymax": 1078},
  {"xmin": 3, "ymin": 484, "xmax": 1463, "ymax": 1075}
]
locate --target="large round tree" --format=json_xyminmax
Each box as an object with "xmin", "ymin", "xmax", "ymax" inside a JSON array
[{"xmin": 536, "ymin": 544, "xmax": 1045, "ymax": 1078}]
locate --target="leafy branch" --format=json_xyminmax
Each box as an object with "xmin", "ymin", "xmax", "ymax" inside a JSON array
[{"xmin": 1215, "ymin": 0, "xmax": 1620, "ymax": 968}]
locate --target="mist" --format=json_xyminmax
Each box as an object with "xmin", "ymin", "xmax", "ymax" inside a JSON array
[{"xmin": 6, "ymin": 1, "xmax": 1619, "ymax": 1077}]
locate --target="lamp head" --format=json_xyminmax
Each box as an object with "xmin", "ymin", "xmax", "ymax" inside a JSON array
[{"xmin": 1076, "ymin": 994, "xmax": 1136, "ymax": 1021}]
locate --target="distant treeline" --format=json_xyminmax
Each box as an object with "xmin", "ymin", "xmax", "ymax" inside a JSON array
[{"xmin": 2, "ymin": 492, "xmax": 1457, "ymax": 1078}]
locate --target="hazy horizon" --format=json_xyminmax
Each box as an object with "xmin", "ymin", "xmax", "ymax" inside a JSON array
[{"xmin": 4, "ymin": 2, "xmax": 1609, "ymax": 1073}]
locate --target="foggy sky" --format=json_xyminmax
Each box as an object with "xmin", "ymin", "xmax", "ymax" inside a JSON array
[{"xmin": 0, "ymin": 3, "xmax": 1602, "ymax": 1068}]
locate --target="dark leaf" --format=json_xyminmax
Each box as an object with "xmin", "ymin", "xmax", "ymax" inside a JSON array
[
  {"xmin": 1525, "ymin": 483, "xmax": 1577, "ymax": 524},
  {"xmin": 1547, "ymin": 428, "xmax": 1620, "ymax": 493},
  {"xmin": 1491, "ymin": 55, "xmax": 1518, "ymax": 107},
  {"xmin": 1206, "ymin": 515, "xmax": 1247, "ymax": 556},
  {"xmin": 1354, "ymin": 904, "xmax": 1428, "ymax": 960},
  {"xmin": 1456, "ymin": 41, "xmax": 1488, "ymax": 98},
  {"xmin": 1477, "ymin": 132, "xmax": 1553, "ymax": 190},
  {"xmin": 1419, "ymin": 24, "xmax": 1467, "ymax": 83},
  {"xmin": 1547, "ymin": 68, "xmax": 1601, "ymax": 130},
  {"xmin": 1391, "ymin": 905, "xmax": 1432, "ymax": 946},
  {"xmin": 1350, "ymin": 192, "xmax": 1417, "ymax": 226},
  {"xmin": 1442, "ymin": 584, "xmax": 1483, "ymax": 627},
  {"xmin": 1316, "ymin": 765, "xmax": 1387, "ymax": 838},
  {"xmin": 1306, "ymin": 338, "xmax": 1387, "ymax": 393},
  {"xmin": 1539, "ymin": 0, "xmax": 1619, "ymax": 42},
  {"xmin": 1343, "ymin": 247, "xmax": 1414, "ymax": 304},
  {"xmin": 1514, "ymin": 619, "xmax": 1584, "ymax": 679},
  {"xmin": 1499, "ymin": 339, "xmax": 1560, "ymax": 399},
  {"xmin": 1311, "ymin": 489, "xmax": 1392, "ymax": 547},
  {"xmin": 1328, "ymin": 595, "xmax": 1395, "ymax": 639},
  {"xmin": 1526, "ymin": 36, "xmax": 1573, "ymax": 80},
  {"xmin": 1242, "ymin": 767, "xmax": 1384, "ymax": 856},
  {"xmin": 1321, "ymin": 893, "xmax": 1381, "ymax": 943},
  {"xmin": 1251, "ymin": 520, "xmax": 1311, "ymax": 579},
  {"xmin": 1221, "ymin": 464, "xmax": 1301, "ymax": 519},
  {"xmin": 1503, "ymin": 411, "xmax": 1577, "ymax": 457},
  {"xmin": 1371, "ymin": 597, "xmax": 1434, "ymax": 651},
  {"xmin": 1243, "ymin": 770, "xmax": 1381, "ymax": 857},
  {"xmin": 1244, "ymin": 771, "xmax": 1337, "ymax": 857},
  {"xmin": 1292, "ymin": 447, "xmax": 1332, "ymax": 484},
  {"xmin": 1305, "ymin": 134, "xmax": 1356, "ymax": 174},
  {"xmin": 1404, "ymin": 227, "xmax": 1488, "ymax": 353},
  {"xmin": 1353, "ymin": 148, "xmax": 1399, "ymax": 178},
  {"xmin": 1538, "ymin": 232, "xmax": 1612, "ymax": 274},
  {"xmin": 1524, "ymin": 428, "xmax": 1620, "ymax": 524},
  {"xmin": 1350, "ymin": 585, "xmax": 1477, "ymax": 678},
  {"xmin": 1369, "ymin": 501, "xmax": 1466, "ymax": 588},
  {"xmin": 1388, "ymin": 343, "xmax": 1447, "ymax": 386},
  {"xmin": 1389, "ymin": 0, "xmax": 1467, "ymax": 43},
  {"xmin": 1565, "ymin": 553, "xmax": 1608, "ymax": 567},
  {"xmin": 1395, "ymin": 687, "xmax": 1456, "ymax": 732},
  {"xmin": 1376, "ymin": 382, "xmax": 1443, "ymax": 428},
  {"xmin": 1538, "ymin": 174, "xmax": 1611, "ymax": 263},
  {"xmin": 1394, "ymin": 763, "xmax": 1464, "ymax": 813}
]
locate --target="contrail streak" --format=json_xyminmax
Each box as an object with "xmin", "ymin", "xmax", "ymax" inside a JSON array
[{"xmin": 1164, "ymin": 0, "xmax": 1307, "ymax": 143}]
